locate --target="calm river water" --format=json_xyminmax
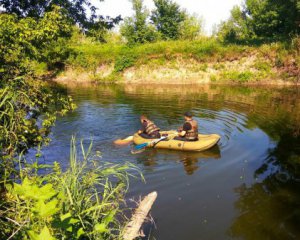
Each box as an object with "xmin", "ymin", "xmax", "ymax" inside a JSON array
[{"xmin": 35, "ymin": 84, "xmax": 300, "ymax": 240}]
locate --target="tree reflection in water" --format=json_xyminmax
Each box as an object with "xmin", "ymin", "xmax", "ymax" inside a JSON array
[{"xmin": 229, "ymin": 128, "xmax": 300, "ymax": 239}]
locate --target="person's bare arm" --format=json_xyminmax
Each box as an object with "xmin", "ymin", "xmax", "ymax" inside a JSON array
[
  {"xmin": 179, "ymin": 130, "xmax": 186, "ymax": 136},
  {"xmin": 178, "ymin": 122, "xmax": 191, "ymax": 136},
  {"xmin": 138, "ymin": 122, "xmax": 147, "ymax": 134}
]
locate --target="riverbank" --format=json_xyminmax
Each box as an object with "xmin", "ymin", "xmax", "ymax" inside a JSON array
[{"xmin": 55, "ymin": 38, "xmax": 299, "ymax": 85}]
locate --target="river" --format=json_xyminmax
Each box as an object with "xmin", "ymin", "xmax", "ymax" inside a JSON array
[{"xmin": 33, "ymin": 84, "xmax": 300, "ymax": 240}]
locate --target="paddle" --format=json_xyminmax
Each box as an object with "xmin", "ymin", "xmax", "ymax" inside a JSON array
[
  {"xmin": 132, "ymin": 133, "xmax": 177, "ymax": 154},
  {"xmin": 114, "ymin": 136, "xmax": 134, "ymax": 145}
]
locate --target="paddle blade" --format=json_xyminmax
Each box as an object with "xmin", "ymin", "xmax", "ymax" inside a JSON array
[
  {"xmin": 135, "ymin": 142, "xmax": 149, "ymax": 150},
  {"xmin": 131, "ymin": 147, "xmax": 146, "ymax": 154},
  {"xmin": 114, "ymin": 136, "xmax": 133, "ymax": 145}
]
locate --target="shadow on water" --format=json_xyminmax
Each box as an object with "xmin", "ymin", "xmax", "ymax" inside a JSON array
[
  {"xmin": 135, "ymin": 145, "xmax": 221, "ymax": 175},
  {"xmin": 34, "ymin": 83, "xmax": 300, "ymax": 239}
]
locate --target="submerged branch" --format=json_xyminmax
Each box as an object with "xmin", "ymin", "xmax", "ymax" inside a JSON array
[{"xmin": 123, "ymin": 191, "xmax": 157, "ymax": 240}]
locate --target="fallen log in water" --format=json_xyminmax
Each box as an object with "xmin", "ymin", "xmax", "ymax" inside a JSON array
[{"xmin": 123, "ymin": 191, "xmax": 157, "ymax": 240}]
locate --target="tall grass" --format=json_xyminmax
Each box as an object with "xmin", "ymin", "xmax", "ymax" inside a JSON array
[{"xmin": 0, "ymin": 137, "xmax": 141, "ymax": 239}]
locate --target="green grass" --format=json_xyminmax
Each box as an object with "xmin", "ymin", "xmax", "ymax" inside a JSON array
[{"xmin": 0, "ymin": 137, "xmax": 141, "ymax": 239}]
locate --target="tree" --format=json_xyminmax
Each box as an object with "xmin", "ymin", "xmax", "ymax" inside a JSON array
[
  {"xmin": 217, "ymin": 0, "xmax": 300, "ymax": 42},
  {"xmin": 86, "ymin": 15, "xmax": 122, "ymax": 42},
  {"xmin": 245, "ymin": 0, "xmax": 299, "ymax": 38},
  {"xmin": 0, "ymin": 6, "xmax": 73, "ymax": 81},
  {"xmin": 0, "ymin": 0, "xmax": 121, "ymax": 29},
  {"xmin": 217, "ymin": 5, "xmax": 253, "ymax": 43},
  {"xmin": 120, "ymin": 0, "xmax": 159, "ymax": 45},
  {"xmin": 179, "ymin": 14, "xmax": 203, "ymax": 40},
  {"xmin": 151, "ymin": 0, "xmax": 185, "ymax": 40}
]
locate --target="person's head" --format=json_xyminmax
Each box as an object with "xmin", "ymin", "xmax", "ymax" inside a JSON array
[
  {"xmin": 184, "ymin": 111, "xmax": 193, "ymax": 121},
  {"xmin": 140, "ymin": 114, "xmax": 148, "ymax": 123}
]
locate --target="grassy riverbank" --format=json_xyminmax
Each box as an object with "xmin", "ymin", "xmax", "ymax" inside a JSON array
[{"xmin": 56, "ymin": 37, "xmax": 299, "ymax": 85}]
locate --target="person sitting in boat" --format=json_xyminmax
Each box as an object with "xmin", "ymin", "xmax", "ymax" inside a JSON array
[
  {"xmin": 137, "ymin": 115, "xmax": 161, "ymax": 139},
  {"xmin": 175, "ymin": 111, "xmax": 199, "ymax": 141}
]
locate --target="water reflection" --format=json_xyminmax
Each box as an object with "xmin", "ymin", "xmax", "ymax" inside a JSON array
[
  {"xmin": 230, "ymin": 130, "xmax": 300, "ymax": 239},
  {"xmin": 135, "ymin": 145, "xmax": 221, "ymax": 175}
]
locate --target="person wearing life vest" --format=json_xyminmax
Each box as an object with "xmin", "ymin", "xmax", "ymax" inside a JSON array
[
  {"xmin": 137, "ymin": 115, "xmax": 161, "ymax": 139},
  {"xmin": 175, "ymin": 111, "xmax": 199, "ymax": 141}
]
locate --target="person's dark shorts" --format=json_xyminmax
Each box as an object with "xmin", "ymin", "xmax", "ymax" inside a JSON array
[
  {"xmin": 139, "ymin": 132, "xmax": 161, "ymax": 139},
  {"xmin": 174, "ymin": 136, "xmax": 198, "ymax": 142}
]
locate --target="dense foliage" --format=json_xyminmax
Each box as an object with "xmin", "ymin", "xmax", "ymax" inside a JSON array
[
  {"xmin": 0, "ymin": 6, "xmax": 75, "ymax": 163},
  {"xmin": 0, "ymin": 7, "xmax": 76, "ymax": 177},
  {"xmin": 0, "ymin": 6, "xmax": 72, "ymax": 81},
  {"xmin": 0, "ymin": 0, "xmax": 103, "ymax": 28},
  {"xmin": 0, "ymin": 79, "xmax": 73, "ymax": 157},
  {"xmin": 0, "ymin": 0, "xmax": 122, "ymax": 42},
  {"xmin": 151, "ymin": 0, "xmax": 185, "ymax": 40},
  {"xmin": 120, "ymin": 0, "xmax": 159, "ymax": 45},
  {"xmin": 217, "ymin": 0, "xmax": 300, "ymax": 42}
]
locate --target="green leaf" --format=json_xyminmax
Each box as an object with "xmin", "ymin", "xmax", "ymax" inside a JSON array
[
  {"xmin": 28, "ymin": 226, "xmax": 55, "ymax": 240},
  {"xmin": 77, "ymin": 228, "xmax": 85, "ymax": 238},
  {"xmin": 60, "ymin": 212, "xmax": 71, "ymax": 221},
  {"xmin": 13, "ymin": 178, "xmax": 57, "ymax": 201},
  {"xmin": 103, "ymin": 209, "xmax": 117, "ymax": 225},
  {"xmin": 27, "ymin": 230, "xmax": 39, "ymax": 240},
  {"xmin": 56, "ymin": 213, "xmax": 80, "ymax": 232},
  {"xmin": 94, "ymin": 223, "xmax": 108, "ymax": 233},
  {"xmin": 33, "ymin": 199, "xmax": 59, "ymax": 217},
  {"xmin": 39, "ymin": 226, "xmax": 56, "ymax": 240}
]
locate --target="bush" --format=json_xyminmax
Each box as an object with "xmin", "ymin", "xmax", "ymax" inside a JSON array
[
  {"xmin": 114, "ymin": 54, "xmax": 137, "ymax": 72},
  {"xmin": 221, "ymin": 71, "xmax": 254, "ymax": 82},
  {"xmin": 0, "ymin": 137, "xmax": 141, "ymax": 239},
  {"xmin": 0, "ymin": 78, "xmax": 75, "ymax": 167},
  {"xmin": 253, "ymin": 61, "xmax": 271, "ymax": 72}
]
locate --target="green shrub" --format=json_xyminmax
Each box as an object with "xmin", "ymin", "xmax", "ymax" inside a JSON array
[
  {"xmin": 213, "ymin": 63, "xmax": 225, "ymax": 70},
  {"xmin": 199, "ymin": 63, "xmax": 208, "ymax": 72},
  {"xmin": 210, "ymin": 74, "xmax": 217, "ymax": 82},
  {"xmin": 1, "ymin": 137, "xmax": 141, "ymax": 239},
  {"xmin": 114, "ymin": 53, "xmax": 137, "ymax": 72},
  {"xmin": 93, "ymin": 72, "xmax": 120, "ymax": 83},
  {"xmin": 30, "ymin": 61, "xmax": 48, "ymax": 76},
  {"xmin": 253, "ymin": 61, "xmax": 271, "ymax": 72},
  {"xmin": 221, "ymin": 70, "xmax": 254, "ymax": 82},
  {"xmin": 0, "ymin": 79, "xmax": 74, "ymax": 160}
]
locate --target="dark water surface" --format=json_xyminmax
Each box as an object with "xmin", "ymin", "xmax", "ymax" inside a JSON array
[{"xmin": 34, "ymin": 84, "xmax": 300, "ymax": 239}]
